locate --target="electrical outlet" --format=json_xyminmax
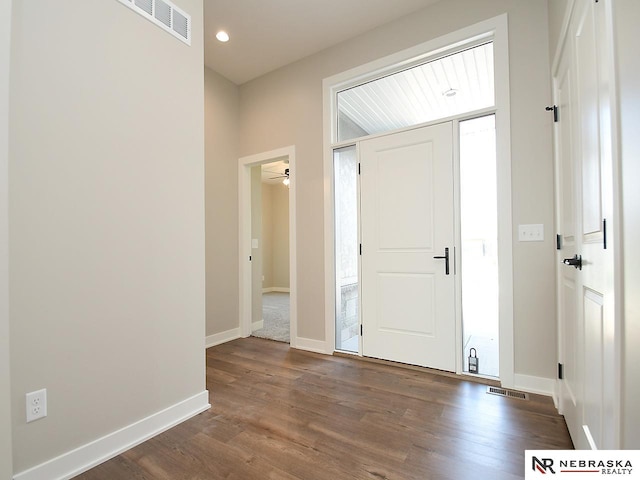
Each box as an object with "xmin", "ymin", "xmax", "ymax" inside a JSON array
[{"xmin": 26, "ymin": 388, "xmax": 47, "ymax": 423}]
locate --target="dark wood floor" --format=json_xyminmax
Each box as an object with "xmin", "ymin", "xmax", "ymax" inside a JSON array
[{"xmin": 77, "ymin": 337, "xmax": 573, "ymax": 479}]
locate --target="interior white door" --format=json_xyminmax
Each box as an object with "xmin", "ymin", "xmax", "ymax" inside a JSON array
[
  {"xmin": 555, "ymin": 21, "xmax": 582, "ymax": 448},
  {"xmin": 555, "ymin": 0, "xmax": 616, "ymax": 449},
  {"xmin": 360, "ymin": 122, "xmax": 455, "ymax": 371}
]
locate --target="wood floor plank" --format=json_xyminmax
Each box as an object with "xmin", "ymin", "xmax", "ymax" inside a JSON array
[{"xmin": 76, "ymin": 337, "xmax": 573, "ymax": 479}]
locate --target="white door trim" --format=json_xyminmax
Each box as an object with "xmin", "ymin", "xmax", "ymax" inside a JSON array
[
  {"xmin": 238, "ymin": 146, "xmax": 298, "ymax": 348},
  {"xmin": 323, "ymin": 14, "xmax": 514, "ymax": 385}
]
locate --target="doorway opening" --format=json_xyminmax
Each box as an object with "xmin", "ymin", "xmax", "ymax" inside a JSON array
[
  {"xmin": 239, "ymin": 146, "xmax": 297, "ymax": 347},
  {"xmin": 323, "ymin": 15, "xmax": 513, "ymax": 381},
  {"xmin": 459, "ymin": 114, "xmax": 499, "ymax": 377},
  {"xmin": 251, "ymin": 160, "xmax": 291, "ymax": 343},
  {"xmin": 334, "ymin": 145, "xmax": 359, "ymax": 353}
]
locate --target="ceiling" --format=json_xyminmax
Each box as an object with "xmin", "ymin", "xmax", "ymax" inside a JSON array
[
  {"xmin": 262, "ymin": 159, "xmax": 289, "ymax": 185},
  {"xmin": 204, "ymin": 0, "xmax": 443, "ymax": 85}
]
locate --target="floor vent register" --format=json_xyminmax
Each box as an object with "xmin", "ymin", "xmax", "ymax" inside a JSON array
[{"xmin": 486, "ymin": 386, "xmax": 529, "ymax": 401}]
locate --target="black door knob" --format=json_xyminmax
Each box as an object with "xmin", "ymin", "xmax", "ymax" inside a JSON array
[{"xmin": 563, "ymin": 254, "xmax": 582, "ymax": 270}]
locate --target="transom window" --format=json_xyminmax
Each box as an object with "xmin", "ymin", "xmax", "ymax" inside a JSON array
[{"xmin": 337, "ymin": 42, "xmax": 494, "ymax": 142}]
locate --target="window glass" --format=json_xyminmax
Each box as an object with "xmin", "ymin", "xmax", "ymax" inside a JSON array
[{"xmin": 337, "ymin": 43, "xmax": 494, "ymax": 142}]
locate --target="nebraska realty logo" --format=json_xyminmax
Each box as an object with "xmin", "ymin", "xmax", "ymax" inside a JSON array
[{"xmin": 525, "ymin": 451, "xmax": 640, "ymax": 479}]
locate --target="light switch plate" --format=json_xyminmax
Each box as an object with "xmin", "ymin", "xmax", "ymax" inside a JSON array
[
  {"xmin": 518, "ymin": 224, "xmax": 544, "ymax": 242},
  {"xmin": 251, "ymin": 238, "xmax": 259, "ymax": 249}
]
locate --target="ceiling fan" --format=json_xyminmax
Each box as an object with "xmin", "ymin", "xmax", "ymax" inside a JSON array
[{"xmin": 269, "ymin": 168, "xmax": 290, "ymax": 186}]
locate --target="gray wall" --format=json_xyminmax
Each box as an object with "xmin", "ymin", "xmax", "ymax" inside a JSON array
[
  {"xmin": 237, "ymin": 0, "xmax": 557, "ymax": 379},
  {"xmin": 262, "ymin": 184, "xmax": 274, "ymax": 288},
  {"xmin": 272, "ymin": 184, "xmax": 290, "ymax": 289},
  {"xmin": 1, "ymin": 0, "xmax": 12, "ymax": 477},
  {"xmin": 204, "ymin": 67, "xmax": 240, "ymax": 336},
  {"xmin": 251, "ymin": 167, "xmax": 263, "ymax": 324},
  {"xmin": 9, "ymin": 0, "xmax": 205, "ymax": 472},
  {"xmin": 262, "ymin": 183, "xmax": 290, "ymax": 290}
]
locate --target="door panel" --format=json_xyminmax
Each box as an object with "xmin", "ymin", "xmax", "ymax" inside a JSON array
[
  {"xmin": 575, "ymin": 0, "xmax": 608, "ymax": 449},
  {"xmin": 555, "ymin": 0, "xmax": 616, "ymax": 449},
  {"xmin": 375, "ymin": 145, "xmax": 434, "ymax": 250},
  {"xmin": 360, "ymin": 123, "xmax": 455, "ymax": 371},
  {"xmin": 575, "ymin": 4, "xmax": 603, "ymax": 236},
  {"xmin": 556, "ymin": 21, "xmax": 585, "ymax": 447},
  {"xmin": 583, "ymin": 288, "xmax": 604, "ymax": 447},
  {"xmin": 561, "ymin": 277, "xmax": 578, "ymax": 406},
  {"xmin": 378, "ymin": 273, "xmax": 435, "ymax": 335}
]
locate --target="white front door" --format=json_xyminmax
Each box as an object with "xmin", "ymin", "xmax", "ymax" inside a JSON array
[
  {"xmin": 360, "ymin": 122, "xmax": 455, "ymax": 371},
  {"xmin": 554, "ymin": 0, "xmax": 616, "ymax": 449}
]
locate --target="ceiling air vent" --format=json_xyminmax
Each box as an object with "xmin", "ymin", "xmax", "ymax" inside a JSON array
[{"xmin": 117, "ymin": 0, "xmax": 191, "ymax": 45}]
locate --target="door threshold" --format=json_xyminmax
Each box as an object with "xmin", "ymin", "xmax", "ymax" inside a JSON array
[
  {"xmin": 459, "ymin": 371, "xmax": 501, "ymax": 384},
  {"xmin": 333, "ymin": 351, "xmax": 501, "ymax": 387}
]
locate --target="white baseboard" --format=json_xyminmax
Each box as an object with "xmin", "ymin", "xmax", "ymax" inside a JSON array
[
  {"xmin": 513, "ymin": 373, "xmax": 555, "ymax": 397},
  {"xmin": 552, "ymin": 379, "xmax": 560, "ymax": 409},
  {"xmin": 205, "ymin": 327, "xmax": 241, "ymax": 348},
  {"xmin": 262, "ymin": 287, "xmax": 290, "ymax": 293},
  {"xmin": 293, "ymin": 337, "xmax": 328, "ymax": 355},
  {"xmin": 252, "ymin": 320, "xmax": 264, "ymax": 331},
  {"xmin": 13, "ymin": 391, "xmax": 210, "ymax": 480}
]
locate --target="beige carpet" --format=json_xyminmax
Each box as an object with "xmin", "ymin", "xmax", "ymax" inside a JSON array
[{"xmin": 252, "ymin": 292, "xmax": 290, "ymax": 343}]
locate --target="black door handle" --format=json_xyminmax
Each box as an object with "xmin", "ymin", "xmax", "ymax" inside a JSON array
[
  {"xmin": 434, "ymin": 247, "xmax": 450, "ymax": 275},
  {"xmin": 563, "ymin": 254, "xmax": 582, "ymax": 270}
]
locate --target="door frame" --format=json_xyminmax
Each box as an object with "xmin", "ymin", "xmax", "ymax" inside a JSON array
[
  {"xmin": 322, "ymin": 14, "xmax": 514, "ymax": 385},
  {"xmin": 238, "ymin": 146, "xmax": 298, "ymax": 347}
]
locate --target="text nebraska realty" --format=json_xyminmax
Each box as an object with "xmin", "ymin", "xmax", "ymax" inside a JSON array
[{"xmin": 561, "ymin": 459, "xmax": 632, "ymax": 475}]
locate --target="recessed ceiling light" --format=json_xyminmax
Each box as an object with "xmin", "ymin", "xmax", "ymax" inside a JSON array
[
  {"xmin": 443, "ymin": 88, "xmax": 458, "ymax": 97},
  {"xmin": 216, "ymin": 31, "xmax": 229, "ymax": 42}
]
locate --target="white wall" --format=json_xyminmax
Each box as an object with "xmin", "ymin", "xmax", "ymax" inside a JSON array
[
  {"xmin": 204, "ymin": 67, "xmax": 240, "ymax": 336},
  {"xmin": 1, "ymin": 0, "xmax": 13, "ymax": 477},
  {"xmin": 9, "ymin": 0, "xmax": 205, "ymax": 473},
  {"xmin": 547, "ymin": 0, "xmax": 570, "ymax": 59},
  {"xmin": 615, "ymin": 0, "xmax": 640, "ymax": 449},
  {"xmin": 238, "ymin": 0, "xmax": 556, "ymax": 379}
]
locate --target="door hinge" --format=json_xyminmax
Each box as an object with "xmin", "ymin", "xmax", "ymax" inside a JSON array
[
  {"xmin": 603, "ymin": 218, "xmax": 607, "ymax": 249},
  {"xmin": 556, "ymin": 234, "xmax": 562, "ymax": 250},
  {"xmin": 359, "ymin": 243, "xmax": 362, "ymax": 255},
  {"xmin": 546, "ymin": 105, "xmax": 559, "ymax": 122},
  {"xmin": 360, "ymin": 324, "xmax": 363, "ymax": 336},
  {"xmin": 249, "ymin": 255, "xmax": 252, "ymax": 261},
  {"xmin": 558, "ymin": 363, "xmax": 564, "ymax": 380},
  {"xmin": 358, "ymin": 163, "xmax": 361, "ymax": 175}
]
